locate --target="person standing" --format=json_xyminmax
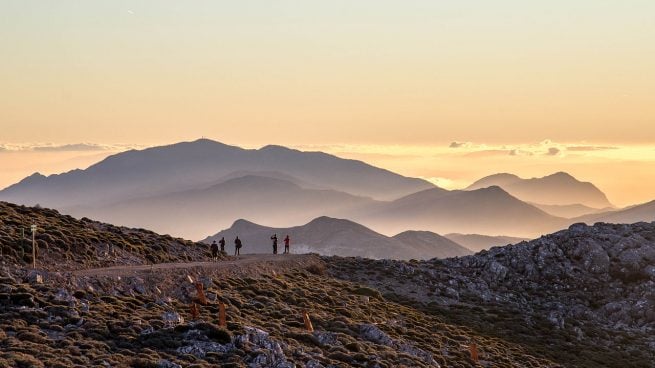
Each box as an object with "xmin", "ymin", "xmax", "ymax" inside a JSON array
[
  {"xmin": 219, "ymin": 237, "xmax": 226, "ymax": 253},
  {"xmin": 234, "ymin": 236, "xmax": 242, "ymax": 256},
  {"xmin": 210, "ymin": 240, "xmax": 219, "ymax": 261},
  {"xmin": 271, "ymin": 234, "xmax": 278, "ymax": 255},
  {"xmin": 283, "ymin": 235, "xmax": 290, "ymax": 254}
]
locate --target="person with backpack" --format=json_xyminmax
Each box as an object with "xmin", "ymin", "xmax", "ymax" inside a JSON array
[
  {"xmin": 219, "ymin": 237, "xmax": 226, "ymax": 253},
  {"xmin": 210, "ymin": 240, "xmax": 219, "ymax": 261},
  {"xmin": 271, "ymin": 234, "xmax": 278, "ymax": 255},
  {"xmin": 283, "ymin": 235, "xmax": 290, "ymax": 254},
  {"xmin": 234, "ymin": 236, "xmax": 242, "ymax": 256}
]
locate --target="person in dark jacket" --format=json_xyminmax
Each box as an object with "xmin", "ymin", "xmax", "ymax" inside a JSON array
[
  {"xmin": 219, "ymin": 237, "xmax": 226, "ymax": 253},
  {"xmin": 271, "ymin": 234, "xmax": 278, "ymax": 255},
  {"xmin": 234, "ymin": 236, "xmax": 242, "ymax": 256},
  {"xmin": 210, "ymin": 240, "xmax": 219, "ymax": 261},
  {"xmin": 283, "ymin": 235, "xmax": 290, "ymax": 254}
]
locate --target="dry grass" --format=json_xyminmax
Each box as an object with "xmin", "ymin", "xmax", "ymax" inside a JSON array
[
  {"xmin": 0, "ymin": 266, "xmax": 561, "ymax": 367},
  {"xmin": 0, "ymin": 201, "xmax": 220, "ymax": 271}
]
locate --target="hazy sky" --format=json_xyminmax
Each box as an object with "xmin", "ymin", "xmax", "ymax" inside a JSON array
[
  {"xmin": 1, "ymin": 2, "xmax": 654, "ymax": 206},
  {"xmin": 1, "ymin": 1, "xmax": 654, "ymax": 144}
]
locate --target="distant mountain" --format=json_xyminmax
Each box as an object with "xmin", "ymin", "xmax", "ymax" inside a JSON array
[
  {"xmin": 70, "ymin": 175, "xmax": 377, "ymax": 240},
  {"xmin": 202, "ymin": 217, "xmax": 472, "ymax": 260},
  {"xmin": 0, "ymin": 139, "xmax": 433, "ymax": 209},
  {"xmin": 466, "ymin": 172, "xmax": 612, "ymax": 208},
  {"xmin": 575, "ymin": 200, "xmax": 655, "ymax": 225},
  {"xmin": 444, "ymin": 233, "xmax": 529, "ymax": 252},
  {"xmin": 357, "ymin": 186, "xmax": 567, "ymax": 238},
  {"xmin": 392, "ymin": 231, "xmax": 472, "ymax": 258},
  {"xmin": 530, "ymin": 202, "xmax": 608, "ymax": 218}
]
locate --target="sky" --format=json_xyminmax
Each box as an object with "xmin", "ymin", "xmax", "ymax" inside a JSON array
[{"xmin": 1, "ymin": 1, "xmax": 654, "ymax": 206}]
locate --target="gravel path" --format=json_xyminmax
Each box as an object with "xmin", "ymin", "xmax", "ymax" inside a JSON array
[{"xmin": 72, "ymin": 253, "xmax": 319, "ymax": 277}]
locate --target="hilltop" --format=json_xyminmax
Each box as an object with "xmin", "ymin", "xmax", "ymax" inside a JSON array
[{"xmin": 0, "ymin": 201, "xmax": 212, "ymax": 270}]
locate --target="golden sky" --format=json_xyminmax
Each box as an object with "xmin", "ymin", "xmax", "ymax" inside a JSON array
[{"xmin": 1, "ymin": 2, "xmax": 654, "ymax": 206}]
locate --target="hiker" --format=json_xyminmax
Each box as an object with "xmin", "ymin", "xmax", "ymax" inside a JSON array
[
  {"xmin": 210, "ymin": 240, "xmax": 219, "ymax": 261},
  {"xmin": 271, "ymin": 233, "xmax": 278, "ymax": 255},
  {"xmin": 284, "ymin": 235, "xmax": 290, "ymax": 254},
  {"xmin": 234, "ymin": 236, "xmax": 242, "ymax": 256},
  {"xmin": 219, "ymin": 237, "xmax": 226, "ymax": 253}
]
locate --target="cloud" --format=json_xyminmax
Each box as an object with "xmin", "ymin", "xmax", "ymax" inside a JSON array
[
  {"xmin": 509, "ymin": 149, "xmax": 534, "ymax": 156},
  {"xmin": 545, "ymin": 147, "xmax": 561, "ymax": 156},
  {"xmin": 0, "ymin": 142, "xmax": 142, "ymax": 152},
  {"xmin": 463, "ymin": 149, "xmax": 512, "ymax": 158},
  {"xmin": 565, "ymin": 145, "xmax": 618, "ymax": 152},
  {"xmin": 32, "ymin": 143, "xmax": 111, "ymax": 152},
  {"xmin": 449, "ymin": 141, "xmax": 472, "ymax": 148}
]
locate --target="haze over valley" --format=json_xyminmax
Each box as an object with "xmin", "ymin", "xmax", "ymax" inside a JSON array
[{"xmin": 4, "ymin": 139, "xmax": 653, "ymax": 249}]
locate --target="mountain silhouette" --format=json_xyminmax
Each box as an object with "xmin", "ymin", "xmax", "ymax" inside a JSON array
[
  {"xmin": 69, "ymin": 175, "xmax": 378, "ymax": 240},
  {"xmin": 575, "ymin": 199, "xmax": 655, "ymax": 225},
  {"xmin": 466, "ymin": 172, "xmax": 612, "ymax": 208},
  {"xmin": 357, "ymin": 186, "xmax": 567, "ymax": 237},
  {"xmin": 0, "ymin": 139, "xmax": 433, "ymax": 208},
  {"xmin": 203, "ymin": 216, "xmax": 472, "ymax": 260}
]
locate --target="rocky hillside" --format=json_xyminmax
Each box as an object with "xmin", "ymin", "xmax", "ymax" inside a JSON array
[
  {"xmin": 328, "ymin": 221, "xmax": 655, "ymax": 367},
  {"xmin": 444, "ymin": 233, "xmax": 529, "ymax": 252},
  {"xmin": 0, "ymin": 201, "xmax": 213, "ymax": 271},
  {"xmin": 0, "ymin": 202, "xmax": 561, "ymax": 367},
  {"xmin": 0, "ymin": 260, "xmax": 560, "ymax": 367}
]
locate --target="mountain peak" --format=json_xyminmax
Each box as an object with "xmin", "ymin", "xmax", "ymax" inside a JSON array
[
  {"xmin": 466, "ymin": 172, "xmax": 611, "ymax": 208},
  {"xmin": 22, "ymin": 172, "xmax": 47, "ymax": 182},
  {"xmin": 543, "ymin": 171, "xmax": 577, "ymax": 181}
]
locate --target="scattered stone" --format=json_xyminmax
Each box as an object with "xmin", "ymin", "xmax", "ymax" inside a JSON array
[{"xmin": 162, "ymin": 312, "xmax": 184, "ymax": 326}]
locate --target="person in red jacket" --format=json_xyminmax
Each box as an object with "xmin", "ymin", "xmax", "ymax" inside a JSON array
[{"xmin": 283, "ymin": 235, "xmax": 290, "ymax": 254}]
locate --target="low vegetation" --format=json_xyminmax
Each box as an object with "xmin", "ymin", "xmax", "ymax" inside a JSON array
[{"xmin": 0, "ymin": 201, "xmax": 215, "ymax": 270}]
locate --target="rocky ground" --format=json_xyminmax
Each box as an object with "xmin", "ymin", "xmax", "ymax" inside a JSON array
[
  {"xmin": 2, "ymin": 201, "xmax": 652, "ymax": 367},
  {"xmin": 327, "ymin": 222, "xmax": 655, "ymax": 368},
  {"xmin": 0, "ymin": 262, "xmax": 559, "ymax": 368},
  {"xmin": 0, "ymin": 202, "xmax": 214, "ymax": 271}
]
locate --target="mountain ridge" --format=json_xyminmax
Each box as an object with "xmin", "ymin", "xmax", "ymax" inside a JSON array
[
  {"xmin": 466, "ymin": 171, "xmax": 612, "ymax": 208},
  {"xmin": 203, "ymin": 216, "xmax": 472, "ymax": 260},
  {"xmin": 0, "ymin": 139, "xmax": 434, "ymax": 208}
]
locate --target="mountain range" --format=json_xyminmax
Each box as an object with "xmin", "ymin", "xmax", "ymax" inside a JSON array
[
  {"xmin": 575, "ymin": 199, "xmax": 655, "ymax": 225},
  {"xmin": 466, "ymin": 172, "xmax": 613, "ymax": 209},
  {"xmin": 2, "ymin": 139, "xmax": 653, "ymax": 243},
  {"xmin": 356, "ymin": 185, "xmax": 568, "ymax": 237},
  {"xmin": 202, "ymin": 216, "xmax": 472, "ymax": 260},
  {"xmin": 0, "ymin": 139, "xmax": 432, "ymax": 208}
]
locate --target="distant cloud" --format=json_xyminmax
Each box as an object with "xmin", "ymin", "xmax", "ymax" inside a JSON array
[
  {"xmin": 449, "ymin": 141, "xmax": 472, "ymax": 148},
  {"xmin": 509, "ymin": 149, "xmax": 534, "ymax": 156},
  {"xmin": 545, "ymin": 147, "xmax": 561, "ymax": 156},
  {"xmin": 0, "ymin": 142, "xmax": 142, "ymax": 152},
  {"xmin": 32, "ymin": 143, "xmax": 111, "ymax": 152},
  {"xmin": 565, "ymin": 145, "xmax": 618, "ymax": 152},
  {"xmin": 463, "ymin": 149, "xmax": 511, "ymax": 158}
]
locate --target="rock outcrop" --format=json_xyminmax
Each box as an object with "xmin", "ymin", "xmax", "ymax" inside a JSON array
[{"xmin": 329, "ymin": 221, "xmax": 655, "ymax": 368}]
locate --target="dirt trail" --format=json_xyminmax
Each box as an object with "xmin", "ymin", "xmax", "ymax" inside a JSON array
[{"xmin": 72, "ymin": 253, "xmax": 320, "ymax": 277}]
